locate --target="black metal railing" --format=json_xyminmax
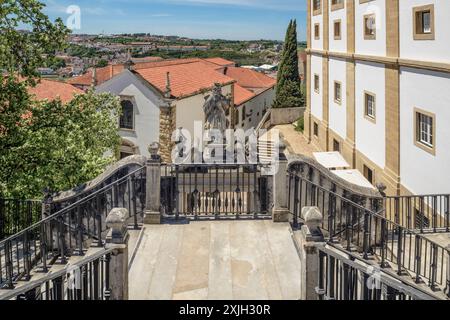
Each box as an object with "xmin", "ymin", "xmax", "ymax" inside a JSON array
[
  {"xmin": 161, "ymin": 164, "xmax": 270, "ymax": 219},
  {"xmin": 0, "ymin": 249, "xmax": 113, "ymax": 300},
  {"xmin": 0, "ymin": 166, "xmax": 145, "ymax": 289},
  {"xmin": 0, "ymin": 199, "xmax": 42, "ymax": 240},
  {"xmin": 316, "ymin": 245, "xmax": 440, "ymax": 300},
  {"xmin": 384, "ymin": 194, "xmax": 450, "ymax": 233},
  {"xmin": 288, "ymin": 171, "xmax": 450, "ymax": 294}
]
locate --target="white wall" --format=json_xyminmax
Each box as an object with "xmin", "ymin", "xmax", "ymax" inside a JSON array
[
  {"xmin": 399, "ymin": 0, "xmax": 450, "ymax": 63},
  {"xmin": 329, "ymin": 3, "xmax": 347, "ymax": 53},
  {"xmin": 355, "ymin": 61, "xmax": 386, "ymax": 168},
  {"xmin": 328, "ymin": 57, "xmax": 347, "ymax": 139},
  {"xmin": 311, "ymin": 2, "xmax": 323, "ymax": 51},
  {"xmin": 400, "ymin": 67, "xmax": 450, "ymax": 194},
  {"xmin": 236, "ymin": 87, "xmax": 275, "ymax": 131},
  {"xmin": 310, "ymin": 54, "xmax": 323, "ymax": 120},
  {"xmin": 355, "ymin": 0, "xmax": 386, "ymax": 57},
  {"xmin": 176, "ymin": 84, "xmax": 233, "ymax": 137},
  {"xmin": 96, "ymin": 70, "xmax": 164, "ymax": 157}
]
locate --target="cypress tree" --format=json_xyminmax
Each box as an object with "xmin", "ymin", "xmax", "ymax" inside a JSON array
[{"xmin": 273, "ymin": 20, "xmax": 304, "ymax": 108}]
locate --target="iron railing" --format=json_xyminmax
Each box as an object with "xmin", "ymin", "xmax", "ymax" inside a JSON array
[
  {"xmin": 0, "ymin": 166, "xmax": 145, "ymax": 289},
  {"xmin": 0, "ymin": 248, "xmax": 113, "ymax": 300},
  {"xmin": 0, "ymin": 199, "xmax": 42, "ymax": 240},
  {"xmin": 316, "ymin": 245, "xmax": 440, "ymax": 300},
  {"xmin": 161, "ymin": 164, "xmax": 270, "ymax": 219},
  {"xmin": 288, "ymin": 171, "xmax": 450, "ymax": 294},
  {"xmin": 384, "ymin": 194, "xmax": 450, "ymax": 233}
]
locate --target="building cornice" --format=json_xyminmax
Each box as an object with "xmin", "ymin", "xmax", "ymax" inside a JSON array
[{"xmin": 305, "ymin": 49, "xmax": 450, "ymax": 74}]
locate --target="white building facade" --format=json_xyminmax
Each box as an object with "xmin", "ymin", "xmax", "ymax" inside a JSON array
[{"xmin": 305, "ymin": 0, "xmax": 450, "ymax": 196}]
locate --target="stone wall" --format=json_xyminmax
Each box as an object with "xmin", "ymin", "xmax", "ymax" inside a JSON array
[
  {"xmin": 159, "ymin": 105, "xmax": 177, "ymax": 163},
  {"xmin": 270, "ymin": 107, "xmax": 306, "ymax": 126}
]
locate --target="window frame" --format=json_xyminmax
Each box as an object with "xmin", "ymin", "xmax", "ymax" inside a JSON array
[
  {"xmin": 333, "ymin": 19, "xmax": 342, "ymax": 40},
  {"xmin": 413, "ymin": 4, "xmax": 435, "ymax": 41},
  {"xmin": 331, "ymin": 0, "xmax": 344, "ymax": 11},
  {"xmin": 314, "ymin": 74, "xmax": 320, "ymax": 93},
  {"xmin": 313, "ymin": 122, "xmax": 319, "ymax": 137},
  {"xmin": 334, "ymin": 81, "xmax": 342, "ymax": 104},
  {"xmin": 119, "ymin": 96, "xmax": 135, "ymax": 131},
  {"xmin": 363, "ymin": 13, "xmax": 377, "ymax": 40},
  {"xmin": 414, "ymin": 108, "xmax": 436, "ymax": 155},
  {"xmin": 364, "ymin": 91, "xmax": 376, "ymax": 123},
  {"xmin": 313, "ymin": 0, "xmax": 322, "ymax": 16},
  {"xmin": 314, "ymin": 23, "xmax": 321, "ymax": 40}
]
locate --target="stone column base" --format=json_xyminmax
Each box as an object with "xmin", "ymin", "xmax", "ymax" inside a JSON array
[
  {"xmin": 273, "ymin": 208, "xmax": 290, "ymax": 223},
  {"xmin": 144, "ymin": 211, "xmax": 161, "ymax": 225}
]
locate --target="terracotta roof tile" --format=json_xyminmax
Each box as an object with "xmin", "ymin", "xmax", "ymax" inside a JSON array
[
  {"xmin": 135, "ymin": 61, "xmax": 236, "ymax": 98},
  {"xmin": 225, "ymin": 67, "xmax": 276, "ymax": 90},
  {"xmin": 204, "ymin": 58, "xmax": 236, "ymax": 67},
  {"xmin": 68, "ymin": 64, "xmax": 125, "ymax": 87},
  {"xmin": 234, "ymin": 84, "xmax": 255, "ymax": 106},
  {"xmin": 28, "ymin": 79, "xmax": 83, "ymax": 103}
]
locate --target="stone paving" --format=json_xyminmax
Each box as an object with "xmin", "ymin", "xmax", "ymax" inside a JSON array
[
  {"xmin": 128, "ymin": 220, "xmax": 302, "ymax": 300},
  {"xmin": 271, "ymin": 124, "xmax": 319, "ymax": 157}
]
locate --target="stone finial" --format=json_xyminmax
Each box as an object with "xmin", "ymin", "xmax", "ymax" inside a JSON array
[
  {"xmin": 106, "ymin": 208, "xmax": 129, "ymax": 244},
  {"xmin": 148, "ymin": 142, "xmax": 160, "ymax": 160},
  {"xmin": 301, "ymin": 207, "xmax": 323, "ymax": 235}
]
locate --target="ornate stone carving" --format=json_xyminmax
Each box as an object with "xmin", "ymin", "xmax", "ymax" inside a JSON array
[{"xmin": 203, "ymin": 83, "xmax": 231, "ymax": 132}]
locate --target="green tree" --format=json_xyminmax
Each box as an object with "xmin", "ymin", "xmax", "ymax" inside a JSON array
[
  {"xmin": 95, "ymin": 59, "xmax": 109, "ymax": 68},
  {"xmin": 0, "ymin": 1, "xmax": 121, "ymax": 198},
  {"xmin": 273, "ymin": 20, "xmax": 304, "ymax": 108}
]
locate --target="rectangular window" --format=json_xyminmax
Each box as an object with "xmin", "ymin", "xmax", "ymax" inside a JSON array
[
  {"xmin": 242, "ymin": 105, "xmax": 246, "ymax": 122},
  {"xmin": 364, "ymin": 92, "xmax": 376, "ymax": 122},
  {"xmin": 331, "ymin": 0, "xmax": 344, "ymax": 11},
  {"xmin": 414, "ymin": 108, "xmax": 435, "ymax": 155},
  {"xmin": 333, "ymin": 139, "xmax": 340, "ymax": 152},
  {"xmin": 334, "ymin": 81, "xmax": 342, "ymax": 104},
  {"xmin": 313, "ymin": 0, "xmax": 322, "ymax": 15},
  {"xmin": 314, "ymin": 74, "xmax": 320, "ymax": 93},
  {"xmin": 314, "ymin": 23, "xmax": 320, "ymax": 40},
  {"xmin": 334, "ymin": 20, "xmax": 342, "ymax": 40},
  {"xmin": 313, "ymin": 122, "xmax": 319, "ymax": 137},
  {"xmin": 119, "ymin": 99, "xmax": 134, "ymax": 130},
  {"xmin": 413, "ymin": 5, "xmax": 435, "ymax": 40},
  {"xmin": 364, "ymin": 14, "xmax": 376, "ymax": 40},
  {"xmin": 363, "ymin": 165, "xmax": 374, "ymax": 185}
]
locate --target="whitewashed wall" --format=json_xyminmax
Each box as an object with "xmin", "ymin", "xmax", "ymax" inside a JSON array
[
  {"xmin": 355, "ymin": 61, "xmax": 386, "ymax": 168},
  {"xmin": 236, "ymin": 88, "xmax": 275, "ymax": 131},
  {"xmin": 329, "ymin": 3, "xmax": 347, "ymax": 53},
  {"xmin": 400, "ymin": 67, "xmax": 450, "ymax": 194},
  {"xmin": 355, "ymin": 0, "xmax": 386, "ymax": 57},
  {"xmin": 399, "ymin": 0, "xmax": 450, "ymax": 63},
  {"xmin": 310, "ymin": 54, "xmax": 323, "ymax": 120},
  {"xmin": 96, "ymin": 70, "xmax": 164, "ymax": 157},
  {"xmin": 328, "ymin": 57, "xmax": 347, "ymax": 139}
]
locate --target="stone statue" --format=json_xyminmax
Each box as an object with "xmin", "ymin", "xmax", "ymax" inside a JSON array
[{"xmin": 203, "ymin": 83, "xmax": 231, "ymax": 132}]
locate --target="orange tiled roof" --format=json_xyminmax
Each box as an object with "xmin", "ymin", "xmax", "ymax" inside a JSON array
[
  {"xmin": 29, "ymin": 79, "xmax": 83, "ymax": 103},
  {"xmin": 135, "ymin": 61, "xmax": 236, "ymax": 99},
  {"xmin": 204, "ymin": 57, "xmax": 236, "ymax": 67},
  {"xmin": 225, "ymin": 67, "xmax": 276, "ymax": 90},
  {"xmin": 68, "ymin": 64, "xmax": 125, "ymax": 87},
  {"xmin": 234, "ymin": 84, "xmax": 255, "ymax": 106}
]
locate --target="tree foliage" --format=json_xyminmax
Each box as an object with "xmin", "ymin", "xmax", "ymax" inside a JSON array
[
  {"xmin": 0, "ymin": 1, "xmax": 121, "ymax": 198},
  {"xmin": 273, "ymin": 20, "xmax": 304, "ymax": 108}
]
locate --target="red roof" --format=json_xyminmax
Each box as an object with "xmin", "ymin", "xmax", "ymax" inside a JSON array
[
  {"xmin": 234, "ymin": 84, "xmax": 255, "ymax": 106},
  {"xmin": 135, "ymin": 61, "xmax": 236, "ymax": 98},
  {"xmin": 29, "ymin": 79, "xmax": 83, "ymax": 103},
  {"xmin": 225, "ymin": 67, "xmax": 276, "ymax": 91},
  {"xmin": 204, "ymin": 58, "xmax": 236, "ymax": 67},
  {"xmin": 68, "ymin": 64, "xmax": 125, "ymax": 87}
]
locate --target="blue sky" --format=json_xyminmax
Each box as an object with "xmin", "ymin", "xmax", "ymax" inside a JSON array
[{"xmin": 42, "ymin": 0, "xmax": 307, "ymax": 41}]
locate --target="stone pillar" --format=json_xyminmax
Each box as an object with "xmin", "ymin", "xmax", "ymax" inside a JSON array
[
  {"xmin": 272, "ymin": 142, "xmax": 290, "ymax": 223},
  {"xmin": 105, "ymin": 208, "xmax": 130, "ymax": 300},
  {"xmin": 299, "ymin": 207, "xmax": 325, "ymax": 300},
  {"xmin": 144, "ymin": 142, "xmax": 162, "ymax": 224}
]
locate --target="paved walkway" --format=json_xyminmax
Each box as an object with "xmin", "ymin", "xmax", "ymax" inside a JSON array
[
  {"xmin": 128, "ymin": 220, "xmax": 302, "ymax": 300},
  {"xmin": 271, "ymin": 124, "xmax": 319, "ymax": 157}
]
